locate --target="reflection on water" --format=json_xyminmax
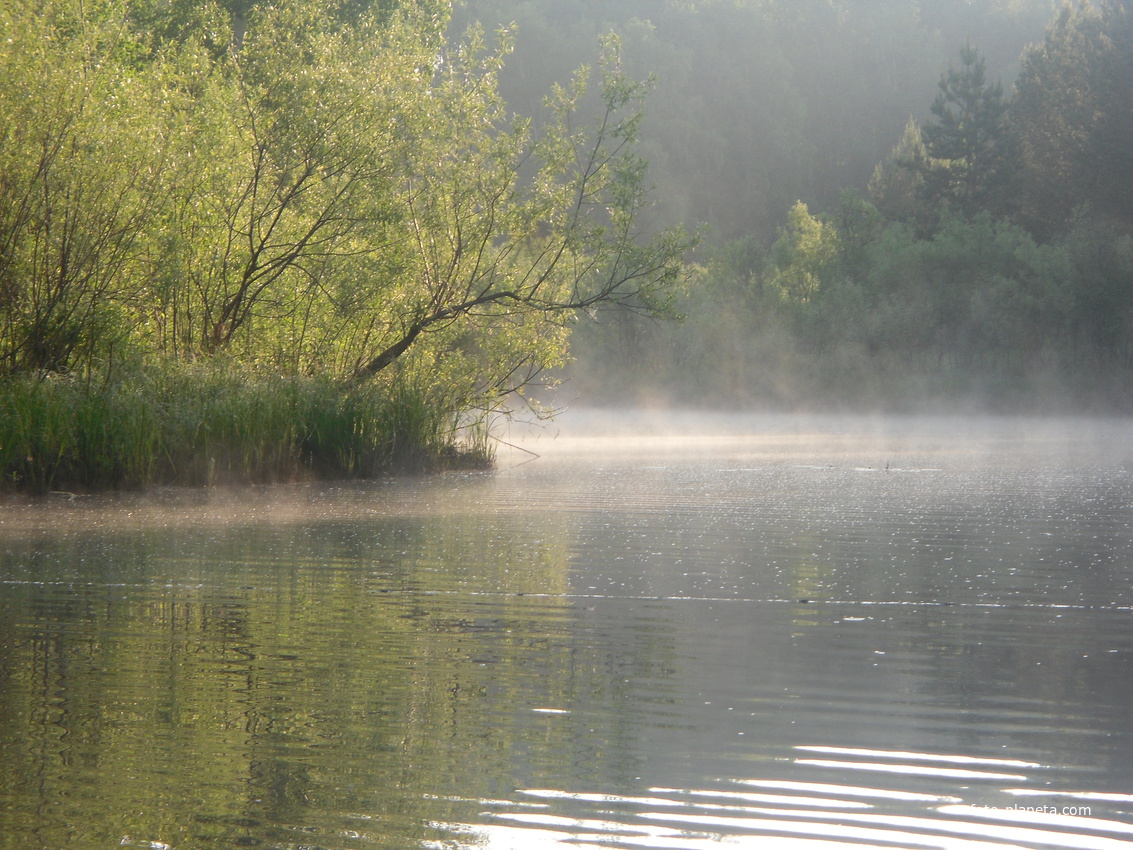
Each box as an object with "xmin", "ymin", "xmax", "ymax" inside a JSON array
[
  {"xmin": 0, "ymin": 414, "xmax": 1131, "ymax": 849},
  {"xmin": 436, "ymin": 752, "xmax": 1133, "ymax": 848}
]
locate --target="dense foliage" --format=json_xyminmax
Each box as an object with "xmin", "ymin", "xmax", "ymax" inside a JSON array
[
  {"xmin": 0, "ymin": 0, "xmax": 689, "ymax": 490},
  {"xmin": 0, "ymin": 0, "xmax": 689, "ymax": 380},
  {"xmin": 574, "ymin": 199, "xmax": 1132, "ymax": 410}
]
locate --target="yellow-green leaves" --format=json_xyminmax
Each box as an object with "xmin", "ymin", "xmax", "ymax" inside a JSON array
[
  {"xmin": 1, "ymin": 0, "xmax": 689, "ymax": 422},
  {"xmin": 767, "ymin": 202, "xmax": 840, "ymax": 304}
]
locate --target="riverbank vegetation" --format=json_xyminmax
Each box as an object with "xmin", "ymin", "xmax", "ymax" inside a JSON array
[
  {"xmin": 0, "ymin": 363, "xmax": 491, "ymax": 493},
  {"xmin": 3, "ymin": 0, "xmax": 1131, "ymax": 492},
  {"xmin": 0, "ymin": 0, "xmax": 689, "ymax": 492}
]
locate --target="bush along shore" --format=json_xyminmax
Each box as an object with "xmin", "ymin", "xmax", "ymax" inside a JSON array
[
  {"xmin": 0, "ymin": 2, "xmax": 689, "ymax": 501},
  {"xmin": 0, "ymin": 363, "xmax": 493, "ymax": 496}
]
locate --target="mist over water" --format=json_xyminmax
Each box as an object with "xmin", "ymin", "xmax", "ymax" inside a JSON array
[
  {"xmin": 4, "ymin": 1, "xmax": 1131, "ymax": 846},
  {"xmin": 2, "ymin": 411, "xmax": 1132, "ymax": 848},
  {"xmin": 502, "ymin": 408, "xmax": 1133, "ymax": 474}
]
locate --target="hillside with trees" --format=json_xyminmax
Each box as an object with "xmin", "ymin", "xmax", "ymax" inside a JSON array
[{"xmin": 551, "ymin": 0, "xmax": 1133, "ymax": 410}]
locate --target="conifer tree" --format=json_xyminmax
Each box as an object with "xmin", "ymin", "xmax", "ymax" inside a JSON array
[
  {"xmin": 1011, "ymin": 0, "xmax": 1133, "ymax": 238},
  {"xmin": 918, "ymin": 44, "xmax": 1019, "ymax": 219},
  {"xmin": 868, "ymin": 117, "xmax": 928, "ymax": 226}
]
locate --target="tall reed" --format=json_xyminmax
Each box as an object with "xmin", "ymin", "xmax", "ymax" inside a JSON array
[{"xmin": 0, "ymin": 362, "xmax": 491, "ymax": 494}]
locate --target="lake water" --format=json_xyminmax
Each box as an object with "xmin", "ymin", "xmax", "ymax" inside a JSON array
[{"xmin": 2, "ymin": 413, "xmax": 1132, "ymax": 849}]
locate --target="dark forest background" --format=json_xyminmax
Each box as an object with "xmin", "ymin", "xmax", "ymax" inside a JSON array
[{"xmin": 450, "ymin": 0, "xmax": 1133, "ymax": 411}]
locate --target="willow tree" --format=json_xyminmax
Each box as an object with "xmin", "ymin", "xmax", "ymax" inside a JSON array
[
  {"xmin": 0, "ymin": 0, "xmax": 173, "ymax": 375},
  {"xmin": 144, "ymin": 4, "xmax": 691, "ymax": 408},
  {"xmin": 141, "ymin": 2, "xmax": 435, "ymax": 362},
  {"xmin": 341, "ymin": 29, "xmax": 692, "ymax": 398},
  {"xmin": 0, "ymin": 0, "xmax": 689, "ymax": 419}
]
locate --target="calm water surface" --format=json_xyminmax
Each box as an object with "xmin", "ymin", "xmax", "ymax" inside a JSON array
[{"xmin": 1, "ymin": 413, "xmax": 1132, "ymax": 849}]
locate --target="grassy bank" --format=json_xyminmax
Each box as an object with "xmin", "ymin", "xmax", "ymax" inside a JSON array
[{"xmin": 0, "ymin": 363, "xmax": 492, "ymax": 494}]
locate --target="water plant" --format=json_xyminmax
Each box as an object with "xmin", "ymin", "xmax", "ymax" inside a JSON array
[{"xmin": 0, "ymin": 361, "xmax": 491, "ymax": 495}]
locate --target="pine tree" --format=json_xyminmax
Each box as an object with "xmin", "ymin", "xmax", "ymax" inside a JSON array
[
  {"xmin": 918, "ymin": 44, "xmax": 1019, "ymax": 219},
  {"xmin": 868, "ymin": 117, "xmax": 928, "ymax": 225},
  {"xmin": 1010, "ymin": 0, "xmax": 1133, "ymax": 238}
]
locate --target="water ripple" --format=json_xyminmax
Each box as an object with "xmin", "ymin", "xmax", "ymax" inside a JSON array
[{"xmin": 431, "ymin": 745, "xmax": 1133, "ymax": 849}]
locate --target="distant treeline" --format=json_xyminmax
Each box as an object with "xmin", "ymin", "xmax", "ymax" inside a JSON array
[
  {"xmin": 514, "ymin": 0, "xmax": 1132, "ymax": 410},
  {"xmin": 454, "ymin": 0, "xmax": 1065, "ymax": 242}
]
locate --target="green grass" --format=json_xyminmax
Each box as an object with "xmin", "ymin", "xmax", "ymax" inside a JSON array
[{"xmin": 0, "ymin": 362, "xmax": 492, "ymax": 494}]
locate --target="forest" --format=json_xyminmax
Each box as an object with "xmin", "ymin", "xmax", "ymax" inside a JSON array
[
  {"xmin": 1, "ymin": 0, "xmax": 1131, "ymax": 491},
  {"xmin": 466, "ymin": 0, "xmax": 1132, "ymax": 410}
]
